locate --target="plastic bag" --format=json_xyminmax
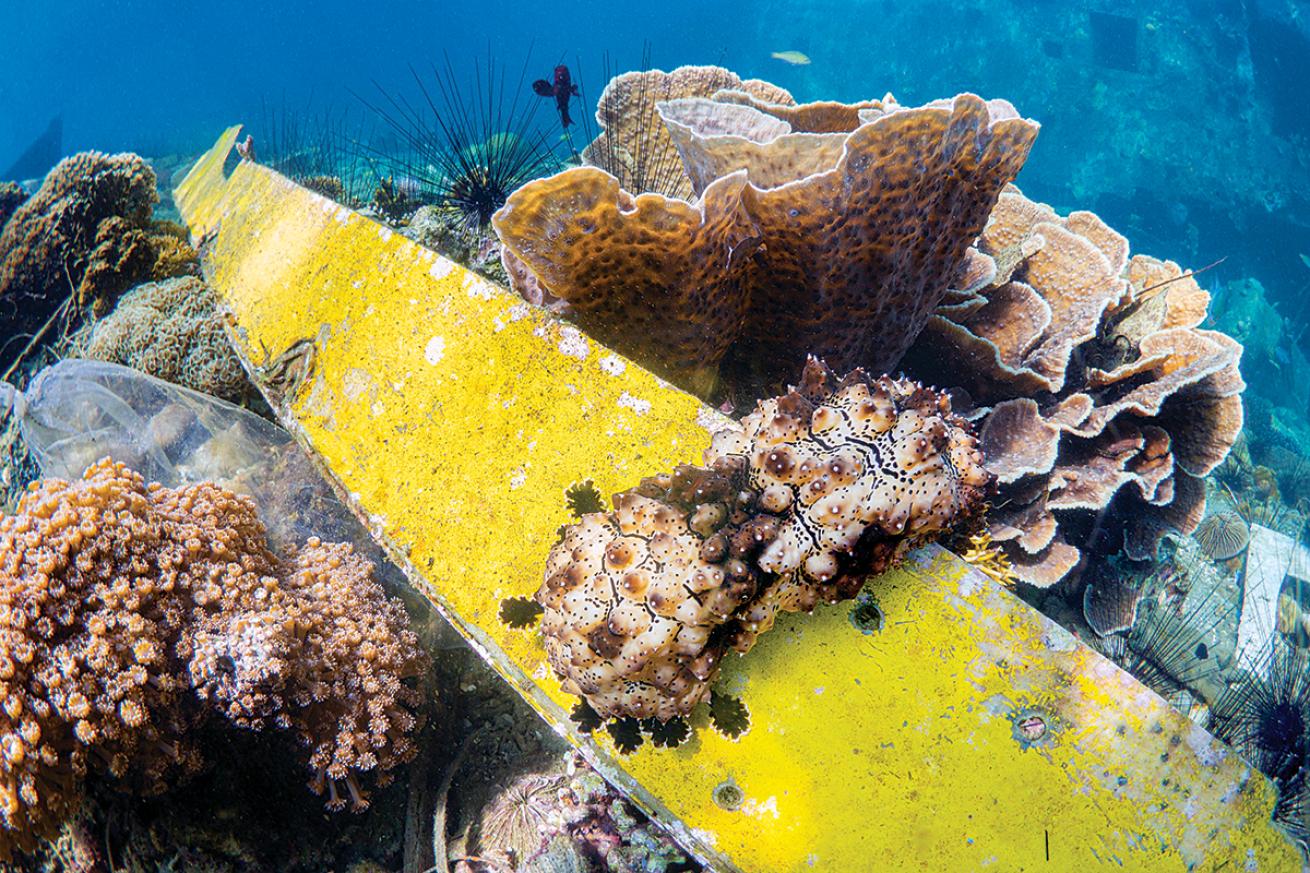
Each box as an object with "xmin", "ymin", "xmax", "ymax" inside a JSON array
[{"xmin": 4, "ymin": 359, "xmax": 410, "ymax": 596}]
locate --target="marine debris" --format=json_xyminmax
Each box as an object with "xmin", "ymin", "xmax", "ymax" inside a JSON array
[
  {"xmin": 495, "ymin": 69, "xmax": 1038, "ymax": 400},
  {"xmin": 535, "ymin": 358, "xmax": 990, "ymax": 723},
  {"xmin": 0, "ymin": 459, "xmax": 427, "ymax": 856}
]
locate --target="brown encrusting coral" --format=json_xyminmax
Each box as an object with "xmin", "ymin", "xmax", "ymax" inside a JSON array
[
  {"xmin": 903, "ymin": 187, "xmax": 1245, "ymax": 587},
  {"xmin": 494, "ymin": 72, "xmax": 1039, "ymax": 400},
  {"xmin": 0, "ymin": 182, "xmax": 25, "ymax": 229},
  {"xmin": 536, "ymin": 360, "xmax": 990, "ymax": 722},
  {"xmin": 0, "ymin": 152, "xmax": 201, "ymax": 373},
  {"xmin": 0, "ymin": 154, "xmax": 156, "ymax": 363},
  {"xmin": 0, "ymin": 460, "xmax": 427, "ymax": 857}
]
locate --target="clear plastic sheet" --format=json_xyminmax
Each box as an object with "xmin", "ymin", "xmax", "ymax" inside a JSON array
[{"xmin": 4, "ymin": 358, "xmax": 415, "ymax": 600}]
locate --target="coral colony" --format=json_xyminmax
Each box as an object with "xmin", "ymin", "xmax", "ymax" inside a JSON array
[{"xmin": 0, "ymin": 461, "xmax": 426, "ymax": 856}]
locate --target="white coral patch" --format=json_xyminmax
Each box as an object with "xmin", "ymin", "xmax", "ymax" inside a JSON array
[
  {"xmin": 463, "ymin": 274, "xmax": 495, "ymax": 300},
  {"xmin": 617, "ymin": 391, "xmax": 652, "ymax": 415},
  {"xmin": 429, "ymin": 258, "xmax": 455, "ymax": 280},
  {"xmin": 424, "ymin": 336, "xmax": 446, "ymax": 365},
  {"xmin": 599, "ymin": 355, "xmax": 626, "ymax": 376},
  {"xmin": 558, "ymin": 326, "xmax": 590, "ymax": 360}
]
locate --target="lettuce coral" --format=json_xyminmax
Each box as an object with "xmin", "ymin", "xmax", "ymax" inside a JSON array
[
  {"xmin": 536, "ymin": 359, "xmax": 990, "ymax": 722},
  {"xmin": 903, "ymin": 187, "xmax": 1244, "ymax": 586},
  {"xmin": 494, "ymin": 75, "xmax": 1038, "ymax": 401},
  {"xmin": 0, "ymin": 460, "xmax": 426, "ymax": 856},
  {"xmin": 582, "ymin": 64, "xmax": 796, "ymax": 200}
]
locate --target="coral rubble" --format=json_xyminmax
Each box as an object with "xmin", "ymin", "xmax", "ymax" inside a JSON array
[
  {"xmin": 0, "ymin": 460, "xmax": 427, "ymax": 856},
  {"xmin": 81, "ymin": 275, "xmax": 252, "ymax": 404},
  {"xmin": 494, "ymin": 72, "xmax": 1038, "ymax": 400},
  {"xmin": 536, "ymin": 359, "xmax": 990, "ymax": 722},
  {"xmin": 904, "ymin": 187, "xmax": 1245, "ymax": 586}
]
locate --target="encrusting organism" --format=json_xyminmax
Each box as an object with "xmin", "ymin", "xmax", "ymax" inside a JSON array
[
  {"xmin": 0, "ymin": 459, "xmax": 428, "ymax": 857},
  {"xmin": 535, "ymin": 359, "xmax": 991, "ymax": 723}
]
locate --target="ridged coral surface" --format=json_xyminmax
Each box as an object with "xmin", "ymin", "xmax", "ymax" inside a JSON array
[
  {"xmin": 536, "ymin": 360, "xmax": 990, "ymax": 721},
  {"xmin": 495, "ymin": 72, "xmax": 1038, "ymax": 401},
  {"xmin": 0, "ymin": 460, "xmax": 426, "ymax": 856},
  {"xmin": 83, "ymin": 276, "xmax": 251, "ymax": 403},
  {"xmin": 904, "ymin": 187, "xmax": 1245, "ymax": 586}
]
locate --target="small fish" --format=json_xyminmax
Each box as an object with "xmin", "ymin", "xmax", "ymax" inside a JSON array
[
  {"xmin": 1300, "ymin": 253, "xmax": 1310, "ymax": 271},
  {"xmin": 771, "ymin": 50, "xmax": 811, "ymax": 65},
  {"xmin": 532, "ymin": 64, "xmax": 580, "ymax": 129}
]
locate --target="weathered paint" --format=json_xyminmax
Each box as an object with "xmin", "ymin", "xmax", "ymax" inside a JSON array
[{"xmin": 177, "ymin": 127, "xmax": 1302, "ymax": 872}]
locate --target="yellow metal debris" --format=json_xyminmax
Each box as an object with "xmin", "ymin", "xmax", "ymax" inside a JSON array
[{"xmin": 176, "ymin": 127, "xmax": 1302, "ymax": 872}]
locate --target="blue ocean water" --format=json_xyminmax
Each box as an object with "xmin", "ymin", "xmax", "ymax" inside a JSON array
[{"xmin": 3, "ymin": 0, "xmax": 1306, "ymax": 290}]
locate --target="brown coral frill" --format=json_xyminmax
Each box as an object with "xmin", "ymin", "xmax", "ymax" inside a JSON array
[
  {"xmin": 496, "ymin": 86, "xmax": 1038, "ymax": 402},
  {"xmin": 903, "ymin": 187, "xmax": 1245, "ymax": 586},
  {"xmin": 581, "ymin": 65, "xmax": 797, "ymax": 200},
  {"xmin": 0, "ymin": 460, "xmax": 426, "ymax": 856},
  {"xmin": 536, "ymin": 360, "xmax": 991, "ymax": 722}
]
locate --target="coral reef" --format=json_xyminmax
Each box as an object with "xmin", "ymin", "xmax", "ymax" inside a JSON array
[
  {"xmin": 495, "ymin": 72, "xmax": 1038, "ymax": 400},
  {"xmin": 0, "ymin": 153, "xmax": 158, "ymax": 368},
  {"xmin": 536, "ymin": 359, "xmax": 989, "ymax": 721},
  {"xmin": 0, "ymin": 460, "xmax": 427, "ymax": 856},
  {"xmin": 904, "ymin": 187, "xmax": 1245, "ymax": 586},
  {"xmin": 81, "ymin": 276, "xmax": 252, "ymax": 404}
]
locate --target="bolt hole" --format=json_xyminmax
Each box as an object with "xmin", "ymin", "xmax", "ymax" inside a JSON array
[
  {"xmin": 848, "ymin": 594, "xmax": 883, "ymax": 634},
  {"xmin": 1016, "ymin": 715, "xmax": 1046, "ymax": 741},
  {"xmin": 1011, "ymin": 707, "xmax": 1057, "ymax": 748},
  {"xmin": 712, "ymin": 780, "xmax": 744, "ymax": 811}
]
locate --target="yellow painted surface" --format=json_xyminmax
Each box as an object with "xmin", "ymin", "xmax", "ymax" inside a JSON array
[{"xmin": 177, "ymin": 128, "xmax": 1302, "ymax": 872}]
